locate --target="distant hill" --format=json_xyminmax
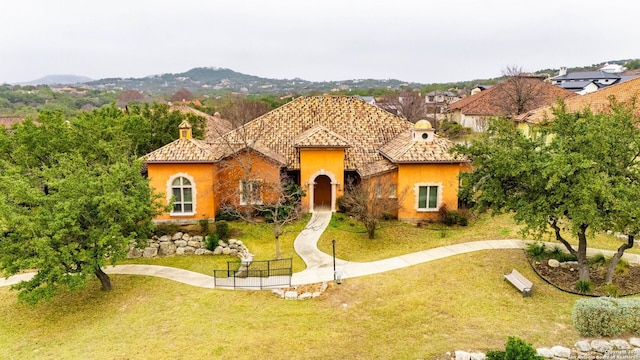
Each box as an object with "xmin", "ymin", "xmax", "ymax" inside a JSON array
[
  {"xmin": 20, "ymin": 74, "xmax": 93, "ymax": 86},
  {"xmin": 83, "ymin": 66, "xmax": 422, "ymax": 95}
]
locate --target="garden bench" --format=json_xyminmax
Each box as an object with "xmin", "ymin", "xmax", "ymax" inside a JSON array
[{"xmin": 504, "ymin": 269, "xmax": 533, "ymax": 297}]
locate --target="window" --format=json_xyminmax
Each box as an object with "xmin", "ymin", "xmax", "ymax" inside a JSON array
[
  {"xmin": 389, "ymin": 184, "xmax": 397, "ymax": 198},
  {"xmin": 374, "ymin": 184, "xmax": 382, "ymax": 198},
  {"xmin": 240, "ymin": 180, "xmax": 262, "ymax": 205},
  {"xmin": 415, "ymin": 183, "xmax": 440, "ymax": 211},
  {"xmin": 171, "ymin": 176, "xmax": 194, "ymax": 214}
]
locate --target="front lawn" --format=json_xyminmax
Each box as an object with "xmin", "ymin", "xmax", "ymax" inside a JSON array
[{"xmin": 0, "ymin": 250, "xmax": 581, "ymax": 360}]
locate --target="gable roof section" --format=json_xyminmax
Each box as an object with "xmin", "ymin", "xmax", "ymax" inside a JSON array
[
  {"xmin": 170, "ymin": 105, "xmax": 233, "ymax": 139},
  {"xmin": 378, "ymin": 131, "xmax": 466, "ymax": 164},
  {"xmin": 552, "ymin": 70, "xmax": 620, "ymax": 82},
  {"xmin": 213, "ymin": 96, "xmax": 413, "ymax": 171},
  {"xmin": 517, "ymin": 77, "xmax": 640, "ymax": 124},
  {"xmin": 294, "ymin": 125, "xmax": 351, "ymax": 148},
  {"xmin": 449, "ymin": 78, "xmax": 575, "ymax": 116},
  {"xmin": 144, "ymin": 138, "xmax": 218, "ymax": 163}
]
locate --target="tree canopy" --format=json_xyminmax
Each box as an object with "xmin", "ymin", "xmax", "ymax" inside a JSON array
[
  {"xmin": 0, "ymin": 108, "xmax": 164, "ymax": 304},
  {"xmin": 455, "ymin": 98, "xmax": 640, "ymax": 284}
]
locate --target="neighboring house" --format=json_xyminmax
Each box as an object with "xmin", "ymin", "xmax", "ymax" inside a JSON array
[
  {"xmin": 354, "ymin": 95, "xmax": 377, "ymax": 106},
  {"xmin": 470, "ymin": 85, "xmax": 492, "ymax": 96},
  {"xmin": 424, "ymin": 90, "xmax": 462, "ymax": 116},
  {"xmin": 600, "ymin": 63, "xmax": 627, "ymax": 74},
  {"xmin": 143, "ymin": 96, "xmax": 469, "ymax": 223},
  {"xmin": 515, "ymin": 76, "xmax": 640, "ymax": 134},
  {"xmin": 551, "ymin": 68, "xmax": 621, "ymax": 92},
  {"xmin": 448, "ymin": 77, "xmax": 575, "ymax": 132}
]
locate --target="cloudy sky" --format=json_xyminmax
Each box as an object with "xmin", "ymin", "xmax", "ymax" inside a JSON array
[{"xmin": 1, "ymin": 0, "xmax": 638, "ymax": 85}]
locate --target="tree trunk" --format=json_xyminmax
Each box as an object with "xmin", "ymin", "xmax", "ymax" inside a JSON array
[
  {"xmin": 95, "ymin": 268, "xmax": 112, "ymax": 291},
  {"xmin": 605, "ymin": 235, "xmax": 634, "ymax": 284},
  {"xmin": 275, "ymin": 234, "xmax": 281, "ymax": 260},
  {"xmin": 576, "ymin": 224, "xmax": 590, "ymax": 282},
  {"xmin": 365, "ymin": 218, "xmax": 377, "ymax": 239}
]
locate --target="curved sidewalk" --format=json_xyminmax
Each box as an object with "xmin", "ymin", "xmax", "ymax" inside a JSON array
[{"xmin": 2, "ymin": 212, "xmax": 640, "ymax": 289}]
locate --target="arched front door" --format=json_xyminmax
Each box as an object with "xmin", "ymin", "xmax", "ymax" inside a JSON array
[{"xmin": 313, "ymin": 175, "xmax": 332, "ymax": 210}]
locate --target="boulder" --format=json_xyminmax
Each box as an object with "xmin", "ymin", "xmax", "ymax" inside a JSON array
[
  {"xmin": 183, "ymin": 246, "xmax": 195, "ymax": 255},
  {"xmin": 143, "ymin": 247, "xmax": 158, "ymax": 258},
  {"xmin": 149, "ymin": 242, "xmax": 160, "ymax": 248},
  {"xmin": 182, "ymin": 233, "xmax": 191, "ymax": 241},
  {"xmin": 218, "ymin": 240, "xmax": 227, "ymax": 247},
  {"xmin": 187, "ymin": 240, "xmax": 201, "ymax": 248},
  {"xmin": 454, "ymin": 351, "xmax": 471, "ymax": 360},
  {"xmin": 191, "ymin": 235, "xmax": 204, "ymax": 242},
  {"xmin": 158, "ymin": 235, "xmax": 171, "ymax": 242},
  {"xmin": 222, "ymin": 247, "xmax": 231, "ymax": 255},
  {"xmin": 176, "ymin": 247, "xmax": 185, "ymax": 255},
  {"xmin": 298, "ymin": 293, "xmax": 313, "ymax": 300},
  {"xmin": 536, "ymin": 348, "xmax": 554, "ymax": 358},
  {"xmin": 591, "ymin": 340, "xmax": 612, "ymax": 353},
  {"xmin": 172, "ymin": 232, "xmax": 183, "ymax": 241},
  {"xmin": 610, "ymin": 339, "xmax": 631, "ymax": 350},
  {"xmin": 158, "ymin": 242, "xmax": 176, "ymax": 256},
  {"xmin": 551, "ymin": 345, "xmax": 571, "ymax": 358},
  {"xmin": 272, "ymin": 289, "xmax": 285, "ymax": 298},
  {"xmin": 174, "ymin": 240, "xmax": 187, "ymax": 248},
  {"xmin": 629, "ymin": 338, "xmax": 640, "ymax": 347},
  {"xmin": 284, "ymin": 291, "xmax": 298, "ymax": 300},
  {"xmin": 229, "ymin": 239, "xmax": 238, "ymax": 245},
  {"xmin": 548, "ymin": 259, "xmax": 560, "ymax": 268},
  {"xmin": 195, "ymin": 248, "xmax": 207, "ymax": 255},
  {"xmin": 469, "ymin": 353, "xmax": 485, "ymax": 360},
  {"xmin": 213, "ymin": 246, "xmax": 224, "ymax": 255},
  {"xmin": 127, "ymin": 248, "xmax": 143, "ymax": 259},
  {"xmin": 574, "ymin": 340, "xmax": 591, "ymax": 353}
]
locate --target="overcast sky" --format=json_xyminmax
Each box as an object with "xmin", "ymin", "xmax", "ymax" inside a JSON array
[{"xmin": 1, "ymin": 0, "xmax": 638, "ymax": 85}]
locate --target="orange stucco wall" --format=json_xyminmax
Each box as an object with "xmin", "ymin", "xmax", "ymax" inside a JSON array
[
  {"xmin": 215, "ymin": 152, "xmax": 282, "ymax": 208},
  {"xmin": 396, "ymin": 163, "xmax": 464, "ymax": 221},
  {"xmin": 147, "ymin": 163, "xmax": 217, "ymax": 223},
  {"xmin": 299, "ymin": 148, "xmax": 345, "ymax": 211}
]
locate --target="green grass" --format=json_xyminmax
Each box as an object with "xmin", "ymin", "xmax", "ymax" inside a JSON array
[{"xmin": 0, "ymin": 250, "xmax": 582, "ymax": 360}]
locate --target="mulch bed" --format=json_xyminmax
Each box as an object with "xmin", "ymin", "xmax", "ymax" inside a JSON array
[{"xmin": 529, "ymin": 256, "xmax": 640, "ymax": 296}]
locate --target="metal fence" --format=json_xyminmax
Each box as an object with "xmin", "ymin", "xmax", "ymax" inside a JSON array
[{"xmin": 213, "ymin": 258, "xmax": 292, "ymax": 289}]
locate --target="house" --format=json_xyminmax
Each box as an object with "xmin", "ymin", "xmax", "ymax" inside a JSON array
[
  {"xmin": 551, "ymin": 68, "xmax": 621, "ymax": 93},
  {"xmin": 555, "ymin": 80, "xmax": 600, "ymax": 95},
  {"xmin": 515, "ymin": 76, "xmax": 640, "ymax": 131},
  {"xmin": 424, "ymin": 90, "xmax": 462, "ymax": 116},
  {"xmin": 600, "ymin": 63, "xmax": 627, "ymax": 74},
  {"xmin": 143, "ymin": 96, "xmax": 469, "ymax": 223},
  {"xmin": 448, "ymin": 77, "xmax": 575, "ymax": 132},
  {"xmin": 470, "ymin": 85, "xmax": 492, "ymax": 96}
]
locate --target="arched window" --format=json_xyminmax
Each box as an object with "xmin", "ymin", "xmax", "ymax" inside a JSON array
[{"xmin": 170, "ymin": 176, "xmax": 194, "ymax": 214}]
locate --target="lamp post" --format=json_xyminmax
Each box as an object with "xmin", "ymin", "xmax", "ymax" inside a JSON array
[{"xmin": 332, "ymin": 239, "xmax": 336, "ymax": 281}]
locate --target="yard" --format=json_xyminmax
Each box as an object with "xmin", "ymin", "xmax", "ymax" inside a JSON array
[{"xmin": 0, "ymin": 212, "xmax": 636, "ymax": 359}]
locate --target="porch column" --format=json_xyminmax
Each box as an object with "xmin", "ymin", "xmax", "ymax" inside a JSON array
[
  {"xmin": 330, "ymin": 182, "xmax": 338, "ymax": 212},
  {"xmin": 307, "ymin": 181, "xmax": 315, "ymax": 212}
]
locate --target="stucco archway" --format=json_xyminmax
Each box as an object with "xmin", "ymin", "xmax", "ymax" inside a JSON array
[{"xmin": 307, "ymin": 170, "xmax": 339, "ymax": 212}]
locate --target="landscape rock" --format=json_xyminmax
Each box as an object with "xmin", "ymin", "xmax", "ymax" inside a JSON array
[
  {"xmin": 298, "ymin": 293, "xmax": 312, "ymax": 300},
  {"xmin": 551, "ymin": 345, "xmax": 571, "ymax": 358},
  {"xmin": 187, "ymin": 240, "xmax": 201, "ymax": 248},
  {"xmin": 469, "ymin": 353, "xmax": 485, "ymax": 360},
  {"xmin": 548, "ymin": 259, "xmax": 560, "ymax": 268},
  {"xmin": 272, "ymin": 289, "xmax": 285, "ymax": 298},
  {"xmin": 536, "ymin": 348, "xmax": 554, "ymax": 358},
  {"xmin": 174, "ymin": 240, "xmax": 187, "ymax": 248},
  {"xmin": 143, "ymin": 247, "xmax": 158, "ymax": 258},
  {"xmin": 127, "ymin": 247, "xmax": 143, "ymax": 259},
  {"xmin": 284, "ymin": 291, "xmax": 298, "ymax": 300},
  {"xmin": 222, "ymin": 247, "xmax": 231, "ymax": 255},
  {"xmin": 591, "ymin": 340, "xmax": 613, "ymax": 353},
  {"xmin": 176, "ymin": 247, "xmax": 185, "ymax": 255},
  {"xmin": 454, "ymin": 351, "xmax": 471, "ymax": 360},
  {"xmin": 158, "ymin": 235, "xmax": 171, "ymax": 242},
  {"xmin": 574, "ymin": 340, "xmax": 591, "ymax": 352},
  {"xmin": 182, "ymin": 233, "xmax": 191, "ymax": 241},
  {"xmin": 158, "ymin": 242, "xmax": 176, "ymax": 255},
  {"xmin": 172, "ymin": 232, "xmax": 183, "ymax": 240},
  {"xmin": 213, "ymin": 246, "xmax": 223, "ymax": 255},
  {"xmin": 629, "ymin": 338, "xmax": 640, "ymax": 347},
  {"xmin": 610, "ymin": 339, "xmax": 631, "ymax": 350},
  {"xmin": 183, "ymin": 246, "xmax": 195, "ymax": 255},
  {"xmin": 192, "ymin": 235, "xmax": 204, "ymax": 242}
]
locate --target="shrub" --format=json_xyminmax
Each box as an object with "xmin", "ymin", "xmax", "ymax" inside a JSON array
[
  {"xmin": 215, "ymin": 220, "xmax": 230, "ymax": 240},
  {"xmin": 589, "ymin": 253, "xmax": 607, "ymax": 266},
  {"xmin": 199, "ymin": 219, "xmax": 211, "ymax": 237},
  {"xmin": 573, "ymin": 297, "xmax": 640, "ymax": 336},
  {"xmin": 215, "ymin": 207, "xmax": 241, "ymax": 221},
  {"xmin": 504, "ymin": 336, "xmax": 543, "ymax": 360},
  {"xmin": 486, "ymin": 350, "xmax": 505, "ymax": 360},
  {"xmin": 548, "ymin": 246, "xmax": 577, "ymax": 262},
  {"xmin": 526, "ymin": 242, "xmax": 546, "ymax": 261},
  {"xmin": 205, "ymin": 233, "xmax": 219, "ymax": 251},
  {"xmin": 153, "ymin": 223, "xmax": 180, "ymax": 237},
  {"xmin": 575, "ymin": 280, "xmax": 593, "ymax": 294},
  {"xmin": 600, "ymin": 284, "xmax": 620, "ymax": 298},
  {"xmin": 614, "ymin": 258, "xmax": 630, "ymax": 275}
]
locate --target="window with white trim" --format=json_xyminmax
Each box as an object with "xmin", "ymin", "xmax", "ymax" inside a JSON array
[
  {"xmin": 389, "ymin": 184, "xmax": 397, "ymax": 198},
  {"xmin": 415, "ymin": 183, "xmax": 441, "ymax": 211},
  {"xmin": 171, "ymin": 176, "xmax": 194, "ymax": 214},
  {"xmin": 239, "ymin": 179, "xmax": 262, "ymax": 205}
]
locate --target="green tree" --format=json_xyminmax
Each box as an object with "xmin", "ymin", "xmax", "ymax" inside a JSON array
[
  {"xmin": 0, "ymin": 109, "xmax": 164, "ymax": 304},
  {"xmin": 455, "ymin": 99, "xmax": 640, "ymax": 283}
]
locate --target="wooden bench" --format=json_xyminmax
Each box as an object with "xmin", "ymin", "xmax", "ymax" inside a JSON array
[{"xmin": 504, "ymin": 269, "xmax": 533, "ymax": 297}]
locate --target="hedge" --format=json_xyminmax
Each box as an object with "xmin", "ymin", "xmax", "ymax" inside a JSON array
[{"xmin": 572, "ymin": 297, "xmax": 640, "ymax": 337}]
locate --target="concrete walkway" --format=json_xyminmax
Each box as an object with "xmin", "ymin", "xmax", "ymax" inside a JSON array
[{"xmin": 2, "ymin": 211, "xmax": 640, "ymax": 289}]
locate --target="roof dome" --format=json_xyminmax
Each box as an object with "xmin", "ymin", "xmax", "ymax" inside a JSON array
[{"xmin": 414, "ymin": 120, "xmax": 433, "ymax": 129}]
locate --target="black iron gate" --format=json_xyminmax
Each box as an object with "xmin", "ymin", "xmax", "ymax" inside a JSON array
[{"xmin": 213, "ymin": 258, "xmax": 292, "ymax": 289}]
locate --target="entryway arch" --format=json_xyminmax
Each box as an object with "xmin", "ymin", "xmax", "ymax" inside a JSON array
[{"xmin": 307, "ymin": 169, "xmax": 339, "ymax": 212}]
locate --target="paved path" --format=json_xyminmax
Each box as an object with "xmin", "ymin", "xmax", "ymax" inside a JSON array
[{"xmin": 2, "ymin": 211, "xmax": 640, "ymax": 289}]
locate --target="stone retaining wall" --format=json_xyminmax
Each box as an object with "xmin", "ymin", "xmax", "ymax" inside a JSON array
[
  {"xmin": 454, "ymin": 338, "xmax": 640, "ymax": 360},
  {"xmin": 126, "ymin": 232, "xmax": 251, "ymax": 261}
]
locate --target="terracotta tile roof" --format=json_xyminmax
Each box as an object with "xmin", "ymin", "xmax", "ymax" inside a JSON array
[
  {"xmin": 449, "ymin": 78, "xmax": 576, "ymax": 116},
  {"xmin": 517, "ymin": 77, "xmax": 640, "ymax": 124},
  {"xmin": 212, "ymin": 96, "xmax": 413, "ymax": 171},
  {"xmin": 359, "ymin": 160, "xmax": 397, "ymax": 178},
  {"xmin": 170, "ymin": 105, "xmax": 233, "ymax": 139},
  {"xmin": 144, "ymin": 138, "xmax": 218, "ymax": 163},
  {"xmin": 378, "ymin": 131, "xmax": 466, "ymax": 163},
  {"xmin": 294, "ymin": 125, "xmax": 351, "ymax": 148}
]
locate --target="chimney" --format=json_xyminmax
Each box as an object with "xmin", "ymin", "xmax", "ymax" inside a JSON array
[{"xmin": 558, "ymin": 67, "xmax": 567, "ymax": 76}]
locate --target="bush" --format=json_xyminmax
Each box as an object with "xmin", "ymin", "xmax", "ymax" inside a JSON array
[
  {"xmin": 504, "ymin": 336, "xmax": 543, "ymax": 360},
  {"xmin": 215, "ymin": 220, "xmax": 230, "ymax": 240},
  {"xmin": 438, "ymin": 205, "xmax": 468, "ymax": 226},
  {"xmin": 153, "ymin": 223, "xmax": 180, "ymax": 237},
  {"xmin": 589, "ymin": 253, "xmax": 607, "ymax": 266},
  {"xmin": 526, "ymin": 242, "xmax": 546, "ymax": 261},
  {"xmin": 486, "ymin": 350, "xmax": 505, "ymax": 360},
  {"xmin": 205, "ymin": 233, "xmax": 219, "ymax": 251},
  {"xmin": 600, "ymin": 284, "xmax": 620, "ymax": 298},
  {"xmin": 575, "ymin": 280, "xmax": 593, "ymax": 294},
  {"xmin": 614, "ymin": 258, "xmax": 630, "ymax": 275},
  {"xmin": 548, "ymin": 246, "xmax": 577, "ymax": 262},
  {"xmin": 215, "ymin": 207, "xmax": 241, "ymax": 221},
  {"xmin": 199, "ymin": 219, "xmax": 211, "ymax": 237},
  {"xmin": 573, "ymin": 297, "xmax": 640, "ymax": 336}
]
